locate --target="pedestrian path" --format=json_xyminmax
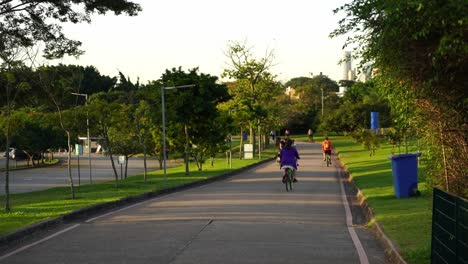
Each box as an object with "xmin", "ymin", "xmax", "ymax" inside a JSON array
[{"xmin": 0, "ymin": 141, "xmax": 386, "ymax": 263}]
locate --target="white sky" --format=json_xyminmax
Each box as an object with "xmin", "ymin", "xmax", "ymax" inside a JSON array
[{"xmin": 53, "ymin": 0, "xmax": 352, "ymax": 84}]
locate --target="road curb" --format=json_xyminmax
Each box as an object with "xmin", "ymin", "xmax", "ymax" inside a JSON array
[
  {"xmin": 0, "ymin": 157, "xmax": 275, "ymax": 250},
  {"xmin": 337, "ymin": 160, "xmax": 408, "ymax": 264},
  {"xmin": 0, "ymin": 159, "xmax": 60, "ymax": 172}
]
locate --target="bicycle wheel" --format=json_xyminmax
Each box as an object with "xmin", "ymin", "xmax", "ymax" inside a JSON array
[
  {"xmin": 286, "ymin": 168, "xmax": 293, "ymax": 191},
  {"xmin": 326, "ymin": 155, "xmax": 331, "ymax": 167}
]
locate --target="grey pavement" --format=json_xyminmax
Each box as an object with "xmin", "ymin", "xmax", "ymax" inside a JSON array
[
  {"xmin": 0, "ymin": 155, "xmax": 177, "ymax": 194},
  {"xmin": 0, "ymin": 142, "xmax": 386, "ymax": 263}
]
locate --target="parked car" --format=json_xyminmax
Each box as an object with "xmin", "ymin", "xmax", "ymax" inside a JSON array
[
  {"xmin": 2, "ymin": 148, "xmax": 14, "ymax": 158},
  {"xmin": 6, "ymin": 148, "xmax": 28, "ymax": 160}
]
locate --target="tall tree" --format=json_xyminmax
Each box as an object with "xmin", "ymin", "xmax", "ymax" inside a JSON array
[
  {"xmin": 161, "ymin": 67, "xmax": 230, "ymax": 175},
  {"xmin": 108, "ymin": 104, "xmax": 140, "ymax": 179},
  {"xmin": 36, "ymin": 66, "xmax": 78, "ymax": 199},
  {"xmin": 87, "ymin": 97, "xmax": 122, "ymax": 187},
  {"xmin": 331, "ymin": 0, "xmax": 468, "ymax": 196},
  {"xmin": 133, "ymin": 100, "xmax": 155, "ymax": 182},
  {"xmin": 0, "ymin": 52, "xmax": 31, "ymax": 211},
  {"xmin": 222, "ymin": 40, "xmax": 277, "ymax": 154}
]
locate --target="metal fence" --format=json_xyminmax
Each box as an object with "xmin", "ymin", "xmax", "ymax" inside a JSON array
[{"xmin": 431, "ymin": 188, "xmax": 468, "ymax": 263}]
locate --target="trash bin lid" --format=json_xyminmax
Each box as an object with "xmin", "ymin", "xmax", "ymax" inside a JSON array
[{"xmin": 388, "ymin": 152, "xmax": 422, "ymax": 160}]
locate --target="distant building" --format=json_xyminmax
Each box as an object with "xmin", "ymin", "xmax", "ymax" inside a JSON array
[
  {"xmin": 356, "ymin": 63, "xmax": 373, "ymax": 82},
  {"xmin": 285, "ymin": 86, "xmax": 299, "ymax": 100},
  {"xmin": 342, "ymin": 51, "xmax": 353, "ymax": 81},
  {"xmin": 336, "ymin": 86, "xmax": 348, "ymax": 98}
]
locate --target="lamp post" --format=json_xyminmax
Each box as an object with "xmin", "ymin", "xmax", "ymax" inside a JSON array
[
  {"xmin": 321, "ymin": 87, "xmax": 324, "ymax": 117},
  {"xmin": 71, "ymin": 92, "xmax": 92, "ymax": 184},
  {"xmin": 161, "ymin": 84, "xmax": 195, "ymax": 187}
]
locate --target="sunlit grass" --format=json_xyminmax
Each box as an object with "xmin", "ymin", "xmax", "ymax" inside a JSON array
[
  {"xmin": 0, "ymin": 147, "xmax": 277, "ymax": 236},
  {"xmin": 325, "ymin": 136, "xmax": 431, "ymax": 264}
]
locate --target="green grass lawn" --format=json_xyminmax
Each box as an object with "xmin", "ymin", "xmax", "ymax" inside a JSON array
[
  {"xmin": 320, "ymin": 135, "xmax": 432, "ymax": 264},
  {"xmin": 0, "ymin": 147, "xmax": 277, "ymax": 236}
]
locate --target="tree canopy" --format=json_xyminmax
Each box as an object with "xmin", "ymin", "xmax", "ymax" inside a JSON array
[
  {"xmin": 331, "ymin": 0, "xmax": 468, "ymax": 196},
  {"xmin": 0, "ymin": 0, "xmax": 141, "ymax": 60}
]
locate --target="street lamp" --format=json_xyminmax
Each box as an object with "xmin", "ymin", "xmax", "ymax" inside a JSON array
[
  {"xmin": 321, "ymin": 87, "xmax": 324, "ymax": 117},
  {"xmin": 161, "ymin": 84, "xmax": 195, "ymax": 187},
  {"xmin": 71, "ymin": 92, "xmax": 92, "ymax": 184}
]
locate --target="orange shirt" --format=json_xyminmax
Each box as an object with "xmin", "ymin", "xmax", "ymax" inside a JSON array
[{"xmin": 322, "ymin": 140, "xmax": 332, "ymax": 151}]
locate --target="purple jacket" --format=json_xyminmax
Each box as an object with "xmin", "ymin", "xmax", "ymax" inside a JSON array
[{"xmin": 279, "ymin": 147, "xmax": 300, "ymax": 169}]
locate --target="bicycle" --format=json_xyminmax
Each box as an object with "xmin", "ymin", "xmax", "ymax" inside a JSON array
[
  {"xmin": 325, "ymin": 153, "xmax": 331, "ymax": 167},
  {"xmin": 281, "ymin": 165, "xmax": 295, "ymax": 191}
]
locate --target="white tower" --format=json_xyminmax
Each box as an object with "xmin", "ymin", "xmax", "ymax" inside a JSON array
[{"xmin": 342, "ymin": 51, "xmax": 352, "ymax": 80}]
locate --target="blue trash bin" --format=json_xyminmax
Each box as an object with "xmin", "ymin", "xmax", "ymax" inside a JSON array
[{"xmin": 388, "ymin": 153, "xmax": 421, "ymax": 198}]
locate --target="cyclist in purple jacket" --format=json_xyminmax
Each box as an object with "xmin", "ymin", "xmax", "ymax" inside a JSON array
[{"xmin": 279, "ymin": 139, "xmax": 300, "ymax": 183}]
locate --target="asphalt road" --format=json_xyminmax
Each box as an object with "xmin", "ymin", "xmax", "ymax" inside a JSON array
[
  {"xmin": 0, "ymin": 142, "xmax": 386, "ymax": 263},
  {"xmin": 0, "ymin": 154, "xmax": 167, "ymax": 195}
]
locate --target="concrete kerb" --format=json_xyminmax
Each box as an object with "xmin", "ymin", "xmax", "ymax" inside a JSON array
[
  {"xmin": 0, "ymin": 157, "xmax": 275, "ymax": 250},
  {"xmin": 335, "ymin": 157, "xmax": 408, "ymax": 264}
]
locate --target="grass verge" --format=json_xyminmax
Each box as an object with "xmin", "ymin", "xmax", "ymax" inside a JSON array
[
  {"xmin": 0, "ymin": 148, "xmax": 276, "ymax": 236},
  {"xmin": 324, "ymin": 135, "xmax": 432, "ymax": 264}
]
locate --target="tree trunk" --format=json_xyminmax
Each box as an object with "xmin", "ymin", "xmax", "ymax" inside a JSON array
[
  {"xmin": 55, "ymin": 104, "xmax": 75, "ymax": 199},
  {"xmin": 252, "ymin": 125, "xmax": 256, "ymax": 156},
  {"xmin": 105, "ymin": 138, "xmax": 119, "ymax": 188},
  {"xmin": 258, "ymin": 129, "xmax": 262, "ymax": 158},
  {"xmin": 5, "ymin": 126, "xmax": 11, "ymax": 212},
  {"xmin": 143, "ymin": 145, "xmax": 148, "ymax": 183},
  {"xmin": 158, "ymin": 154, "xmax": 163, "ymax": 170},
  {"xmin": 124, "ymin": 155, "xmax": 128, "ymax": 179},
  {"xmin": 249, "ymin": 125, "xmax": 254, "ymax": 144},
  {"xmin": 66, "ymin": 132, "xmax": 75, "ymax": 199},
  {"xmin": 239, "ymin": 128, "xmax": 244, "ymax": 159},
  {"xmin": 184, "ymin": 124, "xmax": 190, "ymax": 175},
  {"xmin": 439, "ymin": 122, "xmax": 449, "ymax": 192}
]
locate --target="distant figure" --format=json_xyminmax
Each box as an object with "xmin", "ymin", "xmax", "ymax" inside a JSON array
[
  {"xmin": 321, "ymin": 137, "xmax": 333, "ymax": 162},
  {"xmin": 307, "ymin": 128, "xmax": 314, "ymax": 142},
  {"xmin": 285, "ymin": 129, "xmax": 290, "ymax": 138}
]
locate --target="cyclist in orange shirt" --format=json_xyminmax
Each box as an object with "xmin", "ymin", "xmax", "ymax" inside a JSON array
[{"xmin": 321, "ymin": 137, "xmax": 333, "ymax": 162}]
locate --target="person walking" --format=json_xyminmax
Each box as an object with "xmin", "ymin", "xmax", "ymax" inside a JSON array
[{"xmin": 307, "ymin": 128, "xmax": 313, "ymax": 142}]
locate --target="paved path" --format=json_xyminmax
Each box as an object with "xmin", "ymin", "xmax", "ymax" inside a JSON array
[
  {"xmin": 0, "ymin": 155, "xmax": 170, "ymax": 194},
  {"xmin": 0, "ymin": 142, "xmax": 386, "ymax": 263}
]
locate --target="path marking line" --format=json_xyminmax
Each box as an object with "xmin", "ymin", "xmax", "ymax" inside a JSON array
[
  {"xmin": 0, "ymin": 224, "xmax": 80, "ymax": 261},
  {"xmin": 337, "ymin": 166, "xmax": 370, "ymax": 264}
]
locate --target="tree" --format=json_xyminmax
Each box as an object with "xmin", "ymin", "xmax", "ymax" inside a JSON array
[
  {"xmin": 0, "ymin": 1, "xmax": 141, "ymax": 60},
  {"xmin": 319, "ymin": 81, "xmax": 391, "ymax": 134},
  {"xmin": 36, "ymin": 65, "xmax": 80, "ymax": 199},
  {"xmin": 13, "ymin": 110, "xmax": 55, "ymax": 166},
  {"xmin": 331, "ymin": 0, "xmax": 468, "ymax": 197},
  {"xmin": 0, "ymin": 62, "xmax": 31, "ymax": 211},
  {"xmin": 191, "ymin": 114, "xmax": 231, "ymax": 171},
  {"xmin": 222, "ymin": 40, "xmax": 276, "ymax": 153},
  {"xmin": 161, "ymin": 67, "xmax": 230, "ymax": 175},
  {"xmin": 108, "ymin": 104, "xmax": 140, "ymax": 179},
  {"xmin": 294, "ymin": 74, "xmax": 339, "ymax": 116},
  {"xmin": 218, "ymin": 93, "xmax": 253, "ymax": 159},
  {"xmin": 286, "ymin": 75, "xmax": 339, "ymax": 132},
  {"xmin": 87, "ymin": 97, "xmax": 122, "ymax": 188}
]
